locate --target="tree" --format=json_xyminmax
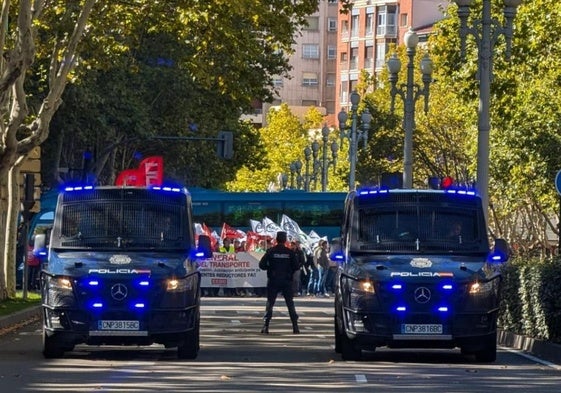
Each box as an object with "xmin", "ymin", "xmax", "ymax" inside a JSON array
[
  {"xmin": 0, "ymin": 1, "xmax": 98, "ymax": 301},
  {"xmin": 0, "ymin": 0, "xmax": 322, "ymax": 299}
]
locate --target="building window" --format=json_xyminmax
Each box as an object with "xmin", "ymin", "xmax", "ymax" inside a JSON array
[
  {"xmin": 350, "ymin": 47, "xmax": 359, "ymax": 70},
  {"xmin": 273, "ymin": 77, "xmax": 284, "ymax": 87},
  {"xmin": 302, "ymin": 100, "xmax": 318, "ymax": 106},
  {"xmin": 328, "ymin": 0, "xmax": 338, "ymax": 4},
  {"xmin": 302, "ymin": 44, "xmax": 320, "ymax": 59},
  {"xmin": 400, "ymin": 13, "xmax": 408, "ymax": 27},
  {"xmin": 340, "ymin": 51, "xmax": 348, "ymax": 62},
  {"xmin": 366, "ymin": 12, "xmax": 374, "ymax": 36},
  {"xmin": 326, "ymin": 74, "xmax": 336, "ymax": 87},
  {"xmin": 377, "ymin": 5, "xmax": 397, "ymax": 36},
  {"xmin": 327, "ymin": 46, "xmax": 337, "ymax": 60},
  {"xmin": 365, "ymin": 46, "xmax": 374, "ymax": 68},
  {"xmin": 302, "ymin": 72, "xmax": 319, "ymax": 86},
  {"xmin": 304, "ymin": 17, "xmax": 319, "ymax": 31},
  {"xmin": 376, "ymin": 43, "xmax": 386, "ymax": 68},
  {"xmin": 351, "ymin": 15, "xmax": 359, "ymax": 38},
  {"xmin": 328, "ymin": 18, "xmax": 337, "ymax": 32}
]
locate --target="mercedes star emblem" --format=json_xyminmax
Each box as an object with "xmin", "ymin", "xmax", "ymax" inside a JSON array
[
  {"xmin": 111, "ymin": 283, "xmax": 128, "ymax": 301},
  {"xmin": 414, "ymin": 287, "xmax": 431, "ymax": 304}
]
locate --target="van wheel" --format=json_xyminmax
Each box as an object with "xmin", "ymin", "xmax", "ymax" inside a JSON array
[
  {"xmin": 341, "ymin": 332, "xmax": 362, "ymax": 361},
  {"xmin": 42, "ymin": 330, "xmax": 65, "ymax": 359},
  {"xmin": 177, "ymin": 323, "xmax": 199, "ymax": 360},
  {"xmin": 474, "ymin": 333, "xmax": 497, "ymax": 363},
  {"xmin": 334, "ymin": 316, "xmax": 342, "ymax": 353}
]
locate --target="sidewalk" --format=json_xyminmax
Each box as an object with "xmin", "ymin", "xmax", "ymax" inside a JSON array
[
  {"xmin": 1, "ymin": 304, "xmax": 560, "ymax": 366},
  {"xmin": 0, "ymin": 306, "xmax": 41, "ymax": 335}
]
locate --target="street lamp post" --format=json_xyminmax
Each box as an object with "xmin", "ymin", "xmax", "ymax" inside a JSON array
[
  {"xmin": 289, "ymin": 126, "xmax": 338, "ymax": 192},
  {"xmin": 338, "ymin": 91, "xmax": 371, "ymax": 191},
  {"xmin": 454, "ymin": 0, "xmax": 522, "ymax": 219},
  {"xmin": 320, "ymin": 125, "xmax": 339, "ymax": 191},
  {"xmin": 387, "ymin": 28, "xmax": 433, "ymax": 189}
]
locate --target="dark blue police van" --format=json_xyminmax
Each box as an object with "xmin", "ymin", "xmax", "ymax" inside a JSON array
[
  {"xmin": 333, "ymin": 188, "xmax": 509, "ymax": 362},
  {"xmin": 38, "ymin": 185, "xmax": 211, "ymax": 359}
]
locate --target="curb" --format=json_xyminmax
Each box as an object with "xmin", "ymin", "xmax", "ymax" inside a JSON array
[
  {"xmin": 498, "ymin": 329, "xmax": 561, "ymax": 365},
  {"xmin": 0, "ymin": 306, "xmax": 41, "ymax": 334}
]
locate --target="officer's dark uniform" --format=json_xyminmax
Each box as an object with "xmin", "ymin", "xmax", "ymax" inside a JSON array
[{"xmin": 259, "ymin": 231, "xmax": 300, "ymax": 334}]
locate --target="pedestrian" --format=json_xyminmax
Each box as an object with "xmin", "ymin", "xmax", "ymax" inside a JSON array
[
  {"xmin": 26, "ymin": 235, "xmax": 41, "ymax": 291},
  {"xmin": 258, "ymin": 231, "xmax": 300, "ymax": 334},
  {"xmin": 316, "ymin": 240, "xmax": 330, "ymax": 297},
  {"xmin": 291, "ymin": 240, "xmax": 306, "ymax": 296}
]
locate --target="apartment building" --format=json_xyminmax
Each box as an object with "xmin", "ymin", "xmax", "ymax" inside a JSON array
[
  {"xmin": 336, "ymin": 0, "xmax": 446, "ymax": 117},
  {"xmin": 248, "ymin": 0, "xmax": 445, "ymax": 127}
]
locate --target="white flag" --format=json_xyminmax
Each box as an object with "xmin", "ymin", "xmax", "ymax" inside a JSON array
[
  {"xmin": 262, "ymin": 217, "xmax": 283, "ymax": 238},
  {"xmin": 250, "ymin": 219, "xmax": 265, "ymax": 235}
]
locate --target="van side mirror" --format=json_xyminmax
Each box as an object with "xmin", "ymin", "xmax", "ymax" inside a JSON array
[
  {"xmin": 196, "ymin": 235, "xmax": 213, "ymax": 259},
  {"xmin": 489, "ymin": 238, "xmax": 509, "ymax": 264},
  {"xmin": 33, "ymin": 233, "xmax": 48, "ymax": 257}
]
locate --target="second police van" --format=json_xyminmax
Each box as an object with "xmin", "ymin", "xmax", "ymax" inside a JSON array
[{"xmin": 333, "ymin": 186, "xmax": 509, "ymax": 362}]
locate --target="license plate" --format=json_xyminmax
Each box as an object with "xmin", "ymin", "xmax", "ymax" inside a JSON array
[
  {"xmin": 98, "ymin": 320, "xmax": 140, "ymax": 330},
  {"xmin": 401, "ymin": 324, "xmax": 442, "ymax": 334}
]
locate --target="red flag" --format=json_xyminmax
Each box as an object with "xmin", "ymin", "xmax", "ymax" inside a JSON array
[
  {"xmin": 115, "ymin": 169, "xmax": 141, "ymax": 186},
  {"xmin": 202, "ymin": 223, "xmax": 217, "ymax": 250},
  {"xmin": 220, "ymin": 223, "xmax": 245, "ymax": 240},
  {"xmin": 139, "ymin": 156, "xmax": 164, "ymax": 186},
  {"xmin": 245, "ymin": 231, "xmax": 261, "ymax": 251}
]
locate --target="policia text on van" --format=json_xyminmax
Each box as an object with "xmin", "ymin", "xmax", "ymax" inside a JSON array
[
  {"xmin": 332, "ymin": 188, "xmax": 509, "ymax": 362},
  {"xmin": 37, "ymin": 185, "xmax": 212, "ymax": 359}
]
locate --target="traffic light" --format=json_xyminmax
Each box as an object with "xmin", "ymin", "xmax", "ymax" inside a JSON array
[
  {"xmin": 82, "ymin": 149, "xmax": 94, "ymax": 181},
  {"xmin": 217, "ymin": 131, "xmax": 233, "ymax": 159},
  {"xmin": 22, "ymin": 173, "xmax": 35, "ymax": 211},
  {"xmin": 380, "ymin": 172, "xmax": 403, "ymax": 189}
]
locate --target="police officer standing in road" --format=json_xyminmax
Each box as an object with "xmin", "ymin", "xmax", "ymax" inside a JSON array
[{"xmin": 259, "ymin": 231, "xmax": 300, "ymax": 334}]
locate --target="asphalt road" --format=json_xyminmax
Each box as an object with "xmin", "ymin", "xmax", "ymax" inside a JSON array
[{"xmin": 0, "ymin": 297, "xmax": 559, "ymax": 392}]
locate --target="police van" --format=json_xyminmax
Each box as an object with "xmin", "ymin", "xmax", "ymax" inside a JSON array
[
  {"xmin": 333, "ymin": 188, "xmax": 509, "ymax": 362},
  {"xmin": 37, "ymin": 185, "xmax": 211, "ymax": 359}
]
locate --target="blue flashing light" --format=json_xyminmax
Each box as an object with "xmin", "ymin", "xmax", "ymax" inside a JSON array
[
  {"xmin": 441, "ymin": 284, "xmax": 453, "ymax": 290},
  {"xmin": 195, "ymin": 251, "xmax": 206, "ymax": 258},
  {"xmin": 150, "ymin": 185, "xmax": 184, "ymax": 193},
  {"xmin": 64, "ymin": 185, "xmax": 95, "ymax": 192},
  {"xmin": 444, "ymin": 188, "xmax": 476, "ymax": 196},
  {"xmin": 358, "ymin": 188, "xmax": 389, "ymax": 196},
  {"xmin": 92, "ymin": 302, "xmax": 103, "ymax": 308},
  {"xmin": 139, "ymin": 280, "xmax": 150, "ymax": 287},
  {"xmin": 396, "ymin": 306, "xmax": 407, "ymax": 312},
  {"xmin": 437, "ymin": 306, "xmax": 449, "ymax": 313},
  {"xmin": 332, "ymin": 253, "xmax": 345, "ymax": 262},
  {"xmin": 134, "ymin": 303, "xmax": 145, "ymax": 309},
  {"xmin": 88, "ymin": 280, "xmax": 99, "ymax": 286},
  {"xmin": 391, "ymin": 283, "xmax": 403, "ymax": 290}
]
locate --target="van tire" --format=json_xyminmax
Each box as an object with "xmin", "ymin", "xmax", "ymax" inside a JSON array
[
  {"xmin": 42, "ymin": 330, "xmax": 65, "ymax": 359},
  {"xmin": 177, "ymin": 323, "xmax": 199, "ymax": 360},
  {"xmin": 474, "ymin": 333, "xmax": 497, "ymax": 363},
  {"xmin": 334, "ymin": 316, "xmax": 342, "ymax": 353},
  {"xmin": 341, "ymin": 333, "xmax": 362, "ymax": 361}
]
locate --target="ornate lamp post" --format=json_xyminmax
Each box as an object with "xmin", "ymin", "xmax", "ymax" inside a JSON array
[
  {"xmin": 387, "ymin": 28, "xmax": 433, "ymax": 189},
  {"xmin": 289, "ymin": 126, "xmax": 338, "ymax": 192},
  {"xmin": 338, "ymin": 91, "xmax": 371, "ymax": 191},
  {"xmin": 454, "ymin": 0, "xmax": 523, "ymax": 219}
]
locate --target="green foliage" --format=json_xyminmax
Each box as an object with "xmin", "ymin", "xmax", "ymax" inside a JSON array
[
  {"xmin": 40, "ymin": 1, "xmax": 320, "ymax": 189},
  {"xmin": 499, "ymin": 257, "xmax": 561, "ymax": 343}
]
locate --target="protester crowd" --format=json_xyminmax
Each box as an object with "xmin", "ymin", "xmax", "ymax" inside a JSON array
[{"xmin": 202, "ymin": 233, "xmax": 336, "ymax": 298}]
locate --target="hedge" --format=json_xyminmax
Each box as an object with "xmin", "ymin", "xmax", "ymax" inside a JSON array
[{"xmin": 498, "ymin": 256, "xmax": 561, "ymax": 343}]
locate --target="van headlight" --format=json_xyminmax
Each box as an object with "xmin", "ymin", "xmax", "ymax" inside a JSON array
[
  {"xmin": 166, "ymin": 277, "xmax": 191, "ymax": 292},
  {"xmin": 469, "ymin": 280, "xmax": 495, "ymax": 295},
  {"xmin": 46, "ymin": 276, "xmax": 73, "ymax": 291}
]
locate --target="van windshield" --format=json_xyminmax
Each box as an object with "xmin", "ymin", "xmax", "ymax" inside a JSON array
[
  {"xmin": 352, "ymin": 204, "xmax": 488, "ymax": 254},
  {"xmin": 54, "ymin": 201, "xmax": 187, "ymax": 250}
]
